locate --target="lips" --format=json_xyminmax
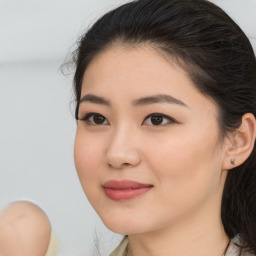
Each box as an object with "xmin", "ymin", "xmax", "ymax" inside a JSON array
[{"xmin": 103, "ymin": 180, "xmax": 153, "ymax": 201}]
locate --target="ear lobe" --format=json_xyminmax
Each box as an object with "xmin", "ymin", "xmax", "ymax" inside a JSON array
[{"xmin": 222, "ymin": 113, "xmax": 256, "ymax": 170}]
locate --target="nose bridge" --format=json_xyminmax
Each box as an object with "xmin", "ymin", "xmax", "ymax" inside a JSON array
[
  {"xmin": 106, "ymin": 123, "xmax": 141, "ymax": 168},
  {"xmin": 110, "ymin": 122, "xmax": 130, "ymax": 144}
]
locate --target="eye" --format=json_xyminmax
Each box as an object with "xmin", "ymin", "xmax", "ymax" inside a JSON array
[
  {"xmin": 143, "ymin": 113, "xmax": 175, "ymax": 126},
  {"xmin": 79, "ymin": 112, "xmax": 109, "ymax": 125}
]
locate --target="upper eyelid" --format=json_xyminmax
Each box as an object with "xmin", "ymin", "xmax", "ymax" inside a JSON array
[
  {"xmin": 144, "ymin": 113, "xmax": 176, "ymax": 122},
  {"xmin": 79, "ymin": 112, "xmax": 101, "ymax": 119},
  {"xmin": 78, "ymin": 112, "xmax": 172, "ymax": 120},
  {"xmin": 79, "ymin": 112, "xmax": 108, "ymax": 122},
  {"xmin": 79, "ymin": 112, "xmax": 176, "ymax": 125},
  {"xmin": 143, "ymin": 114, "xmax": 177, "ymax": 126}
]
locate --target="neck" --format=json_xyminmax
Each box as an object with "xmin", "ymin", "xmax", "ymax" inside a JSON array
[
  {"xmin": 127, "ymin": 183, "xmax": 229, "ymax": 256},
  {"xmin": 128, "ymin": 216, "xmax": 229, "ymax": 256}
]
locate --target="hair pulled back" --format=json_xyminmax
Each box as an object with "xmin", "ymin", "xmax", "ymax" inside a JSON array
[{"xmin": 73, "ymin": 0, "xmax": 256, "ymax": 253}]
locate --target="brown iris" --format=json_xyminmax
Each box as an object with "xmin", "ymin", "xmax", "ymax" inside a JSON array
[
  {"xmin": 151, "ymin": 115, "xmax": 163, "ymax": 125},
  {"xmin": 93, "ymin": 114, "xmax": 105, "ymax": 124}
]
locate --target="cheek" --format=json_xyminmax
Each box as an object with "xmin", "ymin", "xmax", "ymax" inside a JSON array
[
  {"xmin": 144, "ymin": 127, "xmax": 222, "ymax": 199},
  {"xmin": 145, "ymin": 137, "xmax": 197, "ymax": 183},
  {"xmin": 74, "ymin": 131, "xmax": 104, "ymax": 188}
]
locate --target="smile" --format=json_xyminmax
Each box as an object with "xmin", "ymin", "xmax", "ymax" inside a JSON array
[{"xmin": 103, "ymin": 180, "xmax": 153, "ymax": 201}]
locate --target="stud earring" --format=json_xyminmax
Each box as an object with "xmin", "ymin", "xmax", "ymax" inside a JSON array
[{"xmin": 230, "ymin": 159, "xmax": 235, "ymax": 166}]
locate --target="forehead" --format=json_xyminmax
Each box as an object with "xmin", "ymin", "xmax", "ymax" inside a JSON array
[
  {"xmin": 81, "ymin": 44, "xmax": 217, "ymax": 112},
  {"xmin": 82, "ymin": 45, "xmax": 187, "ymax": 92}
]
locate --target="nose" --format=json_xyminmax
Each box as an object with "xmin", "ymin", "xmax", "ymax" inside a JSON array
[{"xmin": 105, "ymin": 126, "xmax": 141, "ymax": 169}]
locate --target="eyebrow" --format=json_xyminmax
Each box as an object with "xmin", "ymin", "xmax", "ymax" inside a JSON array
[
  {"xmin": 79, "ymin": 94, "xmax": 188, "ymax": 108},
  {"xmin": 132, "ymin": 94, "xmax": 188, "ymax": 107},
  {"xmin": 79, "ymin": 94, "xmax": 111, "ymax": 106}
]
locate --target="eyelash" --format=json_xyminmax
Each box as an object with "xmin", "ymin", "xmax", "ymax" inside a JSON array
[{"xmin": 79, "ymin": 112, "xmax": 176, "ymax": 126}]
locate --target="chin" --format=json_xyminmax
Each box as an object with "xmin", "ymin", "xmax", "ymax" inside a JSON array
[
  {"xmin": 101, "ymin": 217, "xmax": 132, "ymax": 235},
  {"xmin": 100, "ymin": 213, "xmax": 152, "ymax": 235}
]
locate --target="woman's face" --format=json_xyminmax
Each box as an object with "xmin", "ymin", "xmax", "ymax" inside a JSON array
[{"xmin": 74, "ymin": 45, "xmax": 228, "ymax": 235}]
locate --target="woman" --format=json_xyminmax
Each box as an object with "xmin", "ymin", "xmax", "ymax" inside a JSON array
[{"xmin": 72, "ymin": 0, "xmax": 256, "ymax": 255}]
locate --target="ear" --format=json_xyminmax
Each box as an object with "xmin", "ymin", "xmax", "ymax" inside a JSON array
[{"xmin": 222, "ymin": 113, "xmax": 256, "ymax": 170}]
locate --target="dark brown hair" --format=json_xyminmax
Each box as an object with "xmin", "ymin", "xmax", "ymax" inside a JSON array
[{"xmin": 72, "ymin": 0, "xmax": 256, "ymax": 253}]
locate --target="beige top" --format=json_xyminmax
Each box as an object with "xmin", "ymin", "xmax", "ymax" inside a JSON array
[
  {"xmin": 226, "ymin": 235, "xmax": 254, "ymax": 256},
  {"xmin": 110, "ymin": 237, "xmax": 129, "ymax": 256},
  {"xmin": 110, "ymin": 235, "xmax": 255, "ymax": 256},
  {"xmin": 45, "ymin": 232, "xmax": 60, "ymax": 256}
]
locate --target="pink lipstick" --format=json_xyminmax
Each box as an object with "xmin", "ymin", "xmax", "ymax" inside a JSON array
[{"xmin": 103, "ymin": 180, "xmax": 153, "ymax": 201}]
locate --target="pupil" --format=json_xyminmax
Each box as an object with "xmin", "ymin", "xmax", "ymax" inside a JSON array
[
  {"xmin": 93, "ymin": 115, "xmax": 105, "ymax": 124},
  {"xmin": 151, "ymin": 116, "xmax": 163, "ymax": 125}
]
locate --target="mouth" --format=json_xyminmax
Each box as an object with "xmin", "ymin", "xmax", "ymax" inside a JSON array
[{"xmin": 103, "ymin": 180, "xmax": 153, "ymax": 201}]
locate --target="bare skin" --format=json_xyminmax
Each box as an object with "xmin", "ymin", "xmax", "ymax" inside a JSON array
[
  {"xmin": 0, "ymin": 201, "xmax": 51, "ymax": 256},
  {"xmin": 74, "ymin": 44, "xmax": 256, "ymax": 256}
]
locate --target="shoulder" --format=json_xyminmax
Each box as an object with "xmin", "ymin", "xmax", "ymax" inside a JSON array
[{"xmin": 0, "ymin": 201, "xmax": 51, "ymax": 256}]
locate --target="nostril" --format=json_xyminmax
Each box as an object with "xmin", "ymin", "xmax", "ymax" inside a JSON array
[{"xmin": 107, "ymin": 162, "xmax": 131, "ymax": 169}]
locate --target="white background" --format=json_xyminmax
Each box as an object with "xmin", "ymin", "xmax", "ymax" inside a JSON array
[{"xmin": 0, "ymin": 1, "xmax": 255, "ymax": 255}]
